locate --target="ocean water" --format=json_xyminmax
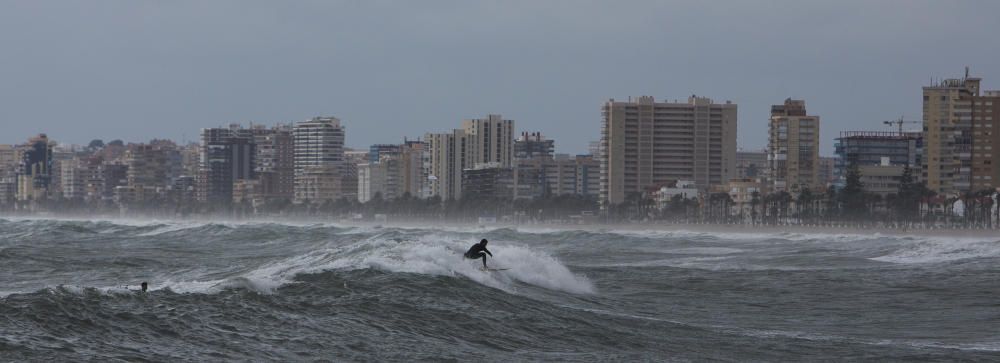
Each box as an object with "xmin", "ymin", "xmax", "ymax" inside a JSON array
[{"xmin": 1, "ymin": 218, "xmax": 999, "ymax": 361}]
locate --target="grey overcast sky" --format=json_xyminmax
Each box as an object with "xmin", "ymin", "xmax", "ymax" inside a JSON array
[{"xmin": 2, "ymin": 1, "xmax": 999, "ymax": 155}]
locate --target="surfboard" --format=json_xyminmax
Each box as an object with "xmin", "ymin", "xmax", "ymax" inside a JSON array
[{"xmin": 481, "ymin": 267, "xmax": 510, "ymax": 272}]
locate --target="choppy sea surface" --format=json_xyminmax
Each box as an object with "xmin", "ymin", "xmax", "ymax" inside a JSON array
[{"xmin": 1, "ymin": 218, "xmax": 999, "ymax": 361}]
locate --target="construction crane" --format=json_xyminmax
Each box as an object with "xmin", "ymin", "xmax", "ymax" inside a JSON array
[{"xmin": 883, "ymin": 116, "xmax": 920, "ymax": 134}]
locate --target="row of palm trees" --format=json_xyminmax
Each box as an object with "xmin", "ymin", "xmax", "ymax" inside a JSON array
[{"xmin": 607, "ymin": 164, "xmax": 1000, "ymax": 228}]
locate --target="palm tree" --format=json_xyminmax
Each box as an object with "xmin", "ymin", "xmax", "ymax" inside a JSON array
[
  {"xmin": 840, "ymin": 162, "xmax": 866, "ymax": 221},
  {"xmin": 797, "ymin": 188, "xmax": 815, "ymax": 224},
  {"xmin": 750, "ymin": 191, "xmax": 761, "ymax": 225}
]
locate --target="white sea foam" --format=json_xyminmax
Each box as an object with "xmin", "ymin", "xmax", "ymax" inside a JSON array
[
  {"xmin": 667, "ymin": 247, "xmax": 745, "ymax": 255},
  {"xmin": 871, "ymin": 238, "xmax": 1000, "ymax": 264},
  {"xmin": 151, "ymin": 233, "xmax": 595, "ymax": 295},
  {"xmin": 135, "ymin": 222, "xmax": 201, "ymax": 236},
  {"xmin": 602, "ymin": 228, "xmax": 871, "ymax": 243},
  {"xmin": 320, "ymin": 235, "xmax": 596, "ymax": 294}
]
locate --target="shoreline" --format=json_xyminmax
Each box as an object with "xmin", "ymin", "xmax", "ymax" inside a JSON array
[
  {"xmin": 3, "ymin": 213, "xmax": 999, "ymax": 238},
  {"xmin": 372, "ymin": 221, "xmax": 1000, "ymax": 239}
]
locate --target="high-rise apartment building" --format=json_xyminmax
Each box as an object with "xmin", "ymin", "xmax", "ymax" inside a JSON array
[
  {"xmin": 16, "ymin": 134, "xmax": 54, "ymax": 203},
  {"xmin": 462, "ymin": 114, "xmax": 515, "ymax": 168},
  {"xmin": 59, "ymin": 158, "xmax": 86, "ymax": 200},
  {"xmin": 101, "ymin": 162, "xmax": 129, "ymax": 202},
  {"xmin": 0, "ymin": 145, "xmax": 18, "ymax": 177},
  {"xmin": 424, "ymin": 130, "xmax": 469, "ymax": 200},
  {"xmin": 515, "ymin": 155, "xmax": 600, "ymax": 198},
  {"xmin": 198, "ymin": 126, "xmax": 256, "ymax": 204},
  {"xmin": 254, "ymin": 124, "xmax": 294, "ymax": 200},
  {"xmin": 293, "ymin": 117, "xmax": 346, "ymax": 204},
  {"xmin": 180, "ymin": 143, "xmax": 200, "ymax": 177},
  {"xmin": 574, "ymin": 155, "xmax": 601, "ymax": 197},
  {"xmin": 973, "ymin": 90, "xmax": 1000, "ymax": 191},
  {"xmin": 767, "ymin": 98, "xmax": 820, "ymax": 193},
  {"xmin": 834, "ymin": 131, "xmax": 921, "ymax": 189},
  {"xmin": 46, "ymin": 145, "xmax": 75, "ymax": 198},
  {"xmin": 127, "ymin": 142, "xmax": 179, "ymax": 189},
  {"xmin": 77, "ymin": 156, "xmax": 107, "ymax": 202},
  {"xmin": 921, "ymin": 70, "xmax": 1000, "ymax": 194},
  {"xmin": 424, "ymin": 114, "xmax": 515, "ymax": 201},
  {"xmin": 923, "ymin": 75, "xmax": 979, "ymax": 194},
  {"xmin": 0, "ymin": 177, "xmax": 14, "ymax": 207},
  {"xmin": 358, "ymin": 153, "xmax": 402, "ymax": 203},
  {"xmin": 600, "ymin": 95, "xmax": 737, "ymax": 206},
  {"xmin": 399, "ymin": 140, "xmax": 428, "ymax": 198}
]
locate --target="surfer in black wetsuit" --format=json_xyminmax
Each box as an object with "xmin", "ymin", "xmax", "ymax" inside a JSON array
[{"xmin": 464, "ymin": 239, "xmax": 493, "ymax": 268}]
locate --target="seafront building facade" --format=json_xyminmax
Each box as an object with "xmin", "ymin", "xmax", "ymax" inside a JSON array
[
  {"xmin": 462, "ymin": 114, "xmax": 515, "ymax": 169},
  {"xmin": 833, "ymin": 131, "xmax": 922, "ymax": 188},
  {"xmin": 424, "ymin": 114, "xmax": 515, "ymax": 201},
  {"xmin": 358, "ymin": 153, "xmax": 403, "ymax": 203},
  {"xmin": 767, "ymin": 98, "xmax": 820, "ymax": 193},
  {"xmin": 399, "ymin": 140, "xmax": 428, "ymax": 198},
  {"xmin": 972, "ymin": 90, "xmax": 1000, "ymax": 191},
  {"xmin": 16, "ymin": 134, "xmax": 54, "ymax": 204},
  {"xmin": 923, "ymin": 77, "xmax": 977, "ymax": 194},
  {"xmin": 515, "ymin": 155, "xmax": 599, "ymax": 198},
  {"xmin": 424, "ymin": 130, "xmax": 469, "ymax": 201},
  {"xmin": 600, "ymin": 95, "xmax": 737, "ymax": 206},
  {"xmin": 292, "ymin": 117, "xmax": 347, "ymax": 204},
  {"xmin": 198, "ymin": 126, "xmax": 256, "ymax": 204},
  {"xmin": 920, "ymin": 71, "xmax": 1000, "ymax": 195},
  {"xmin": 10, "ymin": 67, "xmax": 1000, "ymax": 220}
]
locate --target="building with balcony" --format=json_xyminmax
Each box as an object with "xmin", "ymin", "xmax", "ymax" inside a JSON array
[
  {"xmin": 293, "ymin": 117, "xmax": 347, "ymax": 204},
  {"xmin": 834, "ymin": 131, "xmax": 921, "ymax": 190},
  {"xmin": 920, "ymin": 70, "xmax": 1000, "ymax": 195},
  {"xmin": 16, "ymin": 134, "xmax": 54, "ymax": 203},
  {"xmin": 600, "ymin": 95, "xmax": 737, "ymax": 206},
  {"xmin": 198, "ymin": 125, "xmax": 256, "ymax": 204},
  {"xmin": 767, "ymin": 98, "xmax": 820, "ymax": 193}
]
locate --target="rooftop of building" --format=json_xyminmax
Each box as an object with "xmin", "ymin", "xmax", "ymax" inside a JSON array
[
  {"xmin": 770, "ymin": 98, "xmax": 807, "ymax": 116},
  {"xmin": 836, "ymin": 131, "xmax": 921, "ymax": 140},
  {"xmin": 606, "ymin": 95, "xmax": 734, "ymax": 106}
]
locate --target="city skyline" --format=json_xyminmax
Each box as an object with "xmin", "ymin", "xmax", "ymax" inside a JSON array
[{"xmin": 3, "ymin": 1, "xmax": 1000, "ymax": 154}]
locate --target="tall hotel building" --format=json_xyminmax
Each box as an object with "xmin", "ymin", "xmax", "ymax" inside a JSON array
[
  {"xmin": 425, "ymin": 114, "xmax": 515, "ymax": 200},
  {"xmin": 974, "ymin": 91, "xmax": 1000, "ymax": 190},
  {"xmin": 462, "ymin": 114, "xmax": 515, "ymax": 168},
  {"xmin": 293, "ymin": 117, "xmax": 346, "ymax": 204},
  {"xmin": 424, "ymin": 130, "xmax": 468, "ymax": 201},
  {"xmin": 16, "ymin": 134, "xmax": 54, "ymax": 203},
  {"xmin": 600, "ymin": 96, "xmax": 737, "ymax": 206},
  {"xmin": 198, "ymin": 126, "xmax": 255, "ymax": 204},
  {"xmin": 767, "ymin": 98, "xmax": 820, "ymax": 193},
  {"xmin": 923, "ymin": 70, "xmax": 1000, "ymax": 194},
  {"xmin": 254, "ymin": 124, "xmax": 295, "ymax": 200}
]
